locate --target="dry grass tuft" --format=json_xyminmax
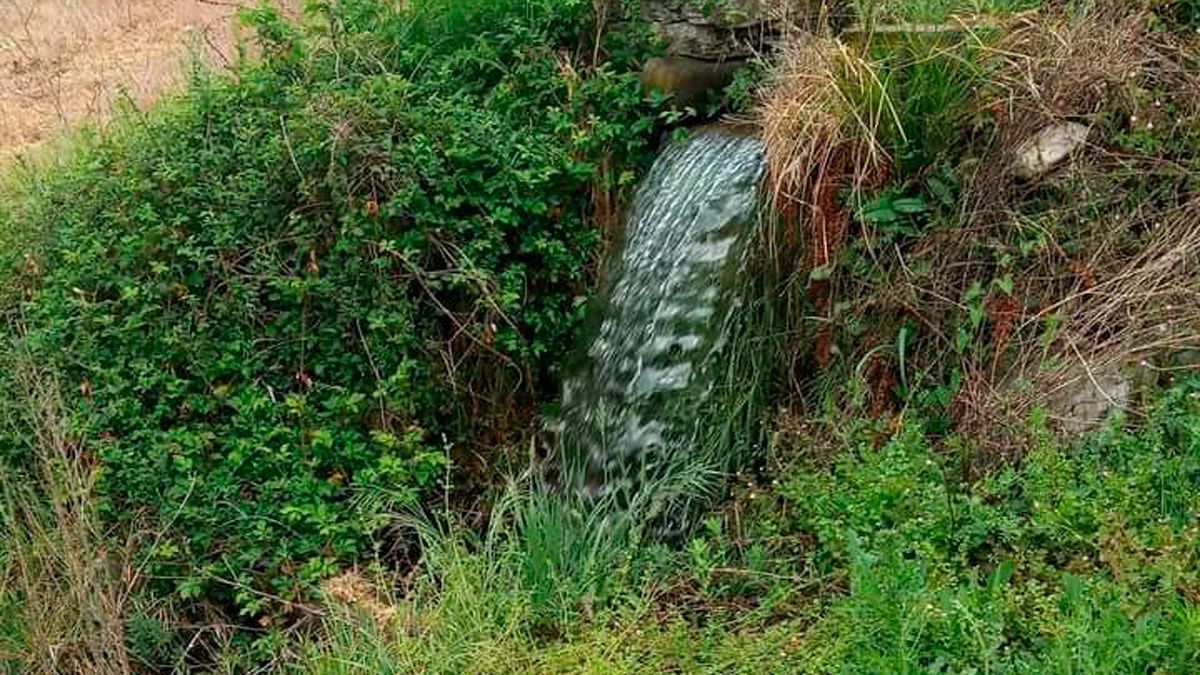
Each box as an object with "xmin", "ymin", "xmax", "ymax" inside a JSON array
[
  {"xmin": 759, "ymin": 33, "xmax": 888, "ymax": 218},
  {"xmin": 322, "ymin": 570, "xmax": 399, "ymax": 627},
  {"xmin": 966, "ymin": 5, "xmax": 1150, "ymax": 211},
  {"xmin": 0, "ymin": 359, "xmax": 141, "ymax": 674},
  {"xmin": 758, "ymin": 34, "xmax": 892, "ymax": 368}
]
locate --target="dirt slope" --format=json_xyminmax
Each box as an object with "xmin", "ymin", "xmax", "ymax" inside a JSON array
[{"xmin": 0, "ymin": 0, "xmax": 248, "ymax": 159}]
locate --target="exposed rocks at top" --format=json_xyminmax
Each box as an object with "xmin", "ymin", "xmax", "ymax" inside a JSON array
[
  {"xmin": 636, "ymin": 1, "xmax": 808, "ymax": 112},
  {"xmin": 641, "ymin": 0, "xmax": 784, "ymax": 61}
]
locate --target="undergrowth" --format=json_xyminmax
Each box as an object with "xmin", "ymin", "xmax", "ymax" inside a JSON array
[
  {"xmin": 0, "ymin": 357, "xmax": 135, "ymax": 674},
  {"xmin": 291, "ymin": 375, "xmax": 1200, "ymax": 673},
  {"xmin": 2, "ymin": 0, "xmax": 1200, "ymax": 672},
  {"xmin": 762, "ymin": 1, "xmax": 1200, "ymax": 460}
]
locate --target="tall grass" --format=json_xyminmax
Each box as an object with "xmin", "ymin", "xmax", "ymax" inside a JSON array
[
  {"xmin": 0, "ymin": 352, "xmax": 137, "ymax": 674},
  {"xmin": 295, "ymin": 459, "xmax": 719, "ymax": 673}
]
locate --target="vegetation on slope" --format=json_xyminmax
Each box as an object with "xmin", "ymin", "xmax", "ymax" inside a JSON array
[
  {"xmin": 1, "ymin": 0, "xmax": 1199, "ymax": 672},
  {"xmin": 0, "ymin": 0, "xmax": 664, "ymax": 662},
  {"xmin": 295, "ymin": 377, "xmax": 1200, "ymax": 673}
]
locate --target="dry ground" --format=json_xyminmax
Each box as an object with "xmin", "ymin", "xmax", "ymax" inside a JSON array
[{"xmin": 0, "ymin": 0, "xmax": 274, "ymax": 160}]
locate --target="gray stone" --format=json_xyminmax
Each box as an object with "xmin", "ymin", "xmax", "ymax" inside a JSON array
[
  {"xmin": 641, "ymin": 0, "xmax": 779, "ymax": 60},
  {"xmin": 1049, "ymin": 365, "xmax": 1131, "ymax": 434},
  {"xmin": 1165, "ymin": 349, "xmax": 1200, "ymax": 370},
  {"xmin": 1011, "ymin": 122, "xmax": 1090, "ymax": 181}
]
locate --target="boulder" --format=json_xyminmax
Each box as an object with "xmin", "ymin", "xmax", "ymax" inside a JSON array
[{"xmin": 1049, "ymin": 365, "xmax": 1130, "ymax": 434}]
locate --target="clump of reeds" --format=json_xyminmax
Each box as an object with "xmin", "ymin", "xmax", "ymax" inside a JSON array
[
  {"xmin": 759, "ymin": 33, "xmax": 888, "ymax": 221},
  {"xmin": 757, "ymin": 34, "xmax": 892, "ymax": 368}
]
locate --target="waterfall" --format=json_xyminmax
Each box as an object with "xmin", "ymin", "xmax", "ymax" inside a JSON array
[{"xmin": 559, "ymin": 127, "xmax": 766, "ymax": 503}]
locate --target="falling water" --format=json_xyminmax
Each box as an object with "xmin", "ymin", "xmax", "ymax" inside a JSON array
[{"xmin": 559, "ymin": 127, "xmax": 766, "ymax": 500}]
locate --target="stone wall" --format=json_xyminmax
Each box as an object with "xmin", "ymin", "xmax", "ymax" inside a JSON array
[{"xmin": 641, "ymin": 0, "xmax": 780, "ymax": 61}]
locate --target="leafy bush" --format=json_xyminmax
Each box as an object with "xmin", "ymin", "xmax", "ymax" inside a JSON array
[
  {"xmin": 0, "ymin": 0, "xmax": 661, "ymax": 615},
  {"xmin": 774, "ymin": 378, "xmax": 1200, "ymax": 671}
]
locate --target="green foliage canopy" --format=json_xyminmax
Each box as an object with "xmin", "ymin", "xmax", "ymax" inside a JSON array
[{"xmin": 0, "ymin": 0, "xmax": 660, "ymax": 614}]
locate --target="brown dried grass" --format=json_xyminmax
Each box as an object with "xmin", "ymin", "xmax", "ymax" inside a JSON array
[
  {"xmin": 939, "ymin": 6, "xmax": 1200, "ymax": 432},
  {"xmin": 757, "ymin": 33, "xmax": 892, "ymax": 372},
  {"xmin": 965, "ymin": 4, "xmax": 1150, "ymax": 213},
  {"xmin": 759, "ymin": 33, "xmax": 888, "ymax": 218},
  {"xmin": 0, "ymin": 359, "xmax": 142, "ymax": 674},
  {"xmin": 949, "ymin": 195, "xmax": 1200, "ymax": 473},
  {"xmin": 762, "ymin": 3, "xmax": 1200, "ymax": 454},
  {"xmin": 937, "ymin": 19, "xmax": 1199, "ymax": 464},
  {"xmin": 321, "ymin": 570, "xmax": 401, "ymax": 627}
]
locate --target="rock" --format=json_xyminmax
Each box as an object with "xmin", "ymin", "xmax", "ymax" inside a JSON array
[
  {"xmin": 641, "ymin": 56, "xmax": 745, "ymax": 111},
  {"xmin": 641, "ymin": 0, "xmax": 780, "ymax": 60},
  {"xmin": 1011, "ymin": 122, "xmax": 1090, "ymax": 180},
  {"xmin": 1049, "ymin": 365, "xmax": 1130, "ymax": 434}
]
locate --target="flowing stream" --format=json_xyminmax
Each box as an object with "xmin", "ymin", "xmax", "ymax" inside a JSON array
[{"xmin": 559, "ymin": 127, "xmax": 766, "ymax": 500}]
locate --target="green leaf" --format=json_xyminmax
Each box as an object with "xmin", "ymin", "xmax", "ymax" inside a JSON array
[
  {"xmin": 891, "ymin": 197, "xmax": 928, "ymax": 214},
  {"xmin": 864, "ymin": 207, "xmax": 901, "ymax": 224},
  {"xmin": 925, "ymin": 175, "xmax": 955, "ymax": 207}
]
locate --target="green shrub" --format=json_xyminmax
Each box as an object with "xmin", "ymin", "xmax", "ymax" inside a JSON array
[
  {"xmin": 775, "ymin": 377, "xmax": 1200, "ymax": 671},
  {"xmin": 0, "ymin": 0, "xmax": 660, "ymax": 615}
]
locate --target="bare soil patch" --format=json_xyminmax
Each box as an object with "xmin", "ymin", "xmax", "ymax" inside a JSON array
[{"xmin": 0, "ymin": 0, "xmax": 255, "ymax": 159}]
